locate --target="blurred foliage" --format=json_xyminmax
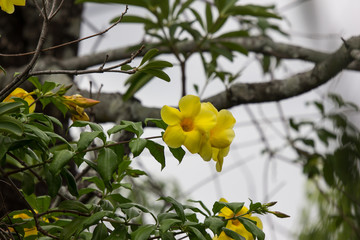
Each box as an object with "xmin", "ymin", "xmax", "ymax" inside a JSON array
[{"xmin": 289, "ymin": 94, "xmax": 360, "ymax": 239}]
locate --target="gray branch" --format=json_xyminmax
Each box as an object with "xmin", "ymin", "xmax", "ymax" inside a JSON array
[
  {"xmin": 91, "ymin": 36, "xmax": 360, "ymax": 123},
  {"xmin": 60, "ymin": 36, "xmax": 360, "ymax": 71}
]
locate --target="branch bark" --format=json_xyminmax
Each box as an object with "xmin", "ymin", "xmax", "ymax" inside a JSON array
[{"xmin": 60, "ymin": 36, "xmax": 360, "ymax": 71}]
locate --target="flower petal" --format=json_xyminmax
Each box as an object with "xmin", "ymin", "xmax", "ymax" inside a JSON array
[
  {"xmin": 211, "ymin": 129, "xmax": 235, "ymax": 148},
  {"xmin": 163, "ymin": 125, "xmax": 186, "ymax": 148},
  {"xmin": 161, "ymin": 105, "xmax": 182, "ymax": 125},
  {"xmin": 183, "ymin": 130, "xmax": 202, "ymax": 153},
  {"xmin": 201, "ymin": 102, "xmax": 218, "ymax": 115},
  {"xmin": 194, "ymin": 109, "xmax": 216, "ymax": 132},
  {"xmin": 199, "ymin": 138, "xmax": 212, "ymax": 161},
  {"xmin": 179, "ymin": 95, "xmax": 200, "ymax": 118},
  {"xmin": 218, "ymin": 110, "xmax": 236, "ymax": 129}
]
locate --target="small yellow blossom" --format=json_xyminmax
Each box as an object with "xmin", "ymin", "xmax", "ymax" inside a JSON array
[
  {"xmin": 214, "ymin": 198, "xmax": 263, "ymax": 240},
  {"xmin": 161, "ymin": 95, "xmax": 216, "ymax": 153},
  {"xmin": 161, "ymin": 95, "xmax": 236, "ymax": 171},
  {"xmin": 199, "ymin": 103, "xmax": 236, "ymax": 171},
  {"xmin": 62, "ymin": 94, "xmax": 100, "ymax": 108},
  {"xmin": 61, "ymin": 94, "xmax": 100, "ymax": 122},
  {"xmin": 0, "ymin": 0, "xmax": 26, "ymax": 14},
  {"xmin": 3, "ymin": 87, "xmax": 36, "ymax": 113},
  {"xmin": 63, "ymin": 100, "xmax": 90, "ymax": 122}
]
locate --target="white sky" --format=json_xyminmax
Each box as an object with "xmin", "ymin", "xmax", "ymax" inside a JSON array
[{"xmin": 77, "ymin": 1, "xmax": 360, "ymax": 239}]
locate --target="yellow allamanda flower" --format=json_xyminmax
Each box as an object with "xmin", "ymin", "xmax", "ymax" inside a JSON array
[
  {"xmin": 61, "ymin": 94, "xmax": 100, "ymax": 122},
  {"xmin": 214, "ymin": 198, "xmax": 263, "ymax": 240},
  {"xmin": 0, "ymin": 0, "xmax": 26, "ymax": 14},
  {"xmin": 161, "ymin": 95, "xmax": 217, "ymax": 153},
  {"xmin": 3, "ymin": 87, "xmax": 36, "ymax": 113},
  {"xmin": 199, "ymin": 102, "xmax": 235, "ymax": 172}
]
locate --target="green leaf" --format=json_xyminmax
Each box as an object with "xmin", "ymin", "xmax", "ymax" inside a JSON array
[
  {"xmin": 160, "ymin": 196, "xmax": 186, "ymax": 223},
  {"xmin": 60, "ymin": 216, "xmax": 86, "ymax": 239},
  {"xmin": 176, "ymin": 0, "xmax": 195, "ymax": 18},
  {"xmin": 83, "ymin": 176, "xmax": 105, "ymax": 192},
  {"xmin": 77, "ymin": 131, "xmax": 106, "ymax": 151},
  {"xmin": 210, "ymin": 16, "xmax": 228, "ymax": 33},
  {"xmin": 36, "ymin": 195, "xmax": 51, "ymax": 213},
  {"xmin": 28, "ymin": 76, "xmax": 41, "ymax": 90},
  {"xmin": 25, "ymin": 124, "xmax": 51, "ymax": 144},
  {"xmin": 70, "ymin": 121, "xmax": 103, "ymax": 132},
  {"xmin": 158, "ymin": 0, "xmax": 169, "ymax": 19},
  {"xmin": 0, "ymin": 102, "xmax": 23, "ymax": 115},
  {"xmin": 98, "ymin": 148, "xmax": 118, "ymax": 183},
  {"xmin": 188, "ymin": 226, "xmax": 207, "ymax": 240},
  {"xmin": 49, "ymin": 150, "xmax": 75, "ymax": 175},
  {"xmin": 58, "ymin": 200, "xmax": 90, "ymax": 213},
  {"xmin": 237, "ymin": 217, "xmax": 265, "ymax": 240},
  {"xmin": 188, "ymin": 199, "xmax": 212, "ymax": 216},
  {"xmin": 22, "ymin": 172, "xmax": 35, "ymax": 195},
  {"xmin": 223, "ymin": 227, "xmax": 246, "ymax": 240},
  {"xmin": 228, "ymin": 5, "xmax": 281, "ymax": 19},
  {"xmin": 129, "ymin": 138, "xmax": 147, "ymax": 157},
  {"xmin": 112, "ymin": 15, "xmax": 157, "ymax": 28},
  {"xmin": 145, "ymin": 118, "xmax": 167, "ymax": 130},
  {"xmin": 108, "ymin": 120, "xmax": 143, "ymax": 137},
  {"xmin": 146, "ymin": 140, "xmax": 165, "ymax": 169},
  {"xmin": 217, "ymin": 30, "xmax": 249, "ymax": 38},
  {"xmin": 45, "ymin": 167, "xmax": 61, "ymax": 198},
  {"xmin": 0, "ymin": 115, "xmax": 23, "ymax": 136},
  {"xmin": 42, "ymin": 81, "xmax": 57, "ymax": 93},
  {"xmin": 169, "ymin": 146, "xmax": 185, "ymax": 163},
  {"xmin": 140, "ymin": 69, "xmax": 171, "ymax": 82},
  {"xmin": 139, "ymin": 49, "xmax": 159, "ymax": 67},
  {"xmin": 105, "ymin": 193, "xmax": 132, "ymax": 207},
  {"xmin": 159, "ymin": 218, "xmax": 182, "ymax": 232},
  {"xmin": 61, "ymin": 168, "xmax": 79, "ymax": 197},
  {"xmin": 205, "ymin": 3, "xmax": 213, "ymax": 33},
  {"xmin": 92, "ymin": 223, "xmax": 109, "ymax": 240},
  {"xmin": 83, "ymin": 211, "xmax": 113, "ymax": 229},
  {"xmin": 119, "ymin": 202, "xmax": 157, "ymax": 222},
  {"xmin": 204, "ymin": 216, "xmax": 225, "ymax": 235},
  {"xmin": 140, "ymin": 60, "xmax": 173, "ymax": 70},
  {"xmin": 130, "ymin": 224, "xmax": 156, "ymax": 240},
  {"xmin": 219, "ymin": 41, "xmax": 248, "ymax": 56}
]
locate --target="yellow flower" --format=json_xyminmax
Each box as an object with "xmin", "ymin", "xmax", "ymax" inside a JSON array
[
  {"xmin": 61, "ymin": 94, "xmax": 99, "ymax": 122},
  {"xmin": 63, "ymin": 100, "xmax": 90, "ymax": 122},
  {"xmin": 62, "ymin": 94, "xmax": 100, "ymax": 108},
  {"xmin": 161, "ymin": 95, "xmax": 216, "ymax": 153},
  {"xmin": 199, "ymin": 103, "xmax": 236, "ymax": 171},
  {"xmin": 3, "ymin": 87, "xmax": 36, "ymax": 113},
  {"xmin": 0, "ymin": 0, "xmax": 26, "ymax": 14},
  {"xmin": 215, "ymin": 198, "xmax": 263, "ymax": 240}
]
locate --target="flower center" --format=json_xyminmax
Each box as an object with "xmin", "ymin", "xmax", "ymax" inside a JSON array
[{"xmin": 181, "ymin": 118, "xmax": 194, "ymax": 132}]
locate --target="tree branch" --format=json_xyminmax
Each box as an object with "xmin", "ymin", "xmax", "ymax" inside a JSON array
[
  {"xmin": 91, "ymin": 36, "xmax": 360, "ymax": 123},
  {"xmin": 60, "ymin": 36, "xmax": 360, "ymax": 71}
]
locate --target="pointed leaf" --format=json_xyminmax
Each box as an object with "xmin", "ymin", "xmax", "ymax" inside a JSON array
[
  {"xmin": 49, "ymin": 150, "xmax": 75, "ymax": 175},
  {"xmin": 98, "ymin": 148, "xmax": 118, "ymax": 182},
  {"xmin": 140, "ymin": 49, "xmax": 159, "ymax": 67},
  {"xmin": 129, "ymin": 138, "xmax": 147, "ymax": 157},
  {"xmin": 146, "ymin": 140, "xmax": 165, "ymax": 169}
]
